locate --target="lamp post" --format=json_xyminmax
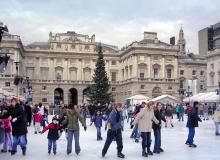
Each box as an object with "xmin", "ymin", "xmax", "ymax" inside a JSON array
[
  {"xmin": 25, "ymin": 76, "xmax": 32, "ymax": 103},
  {"xmin": 14, "ymin": 61, "xmax": 20, "ymax": 97}
]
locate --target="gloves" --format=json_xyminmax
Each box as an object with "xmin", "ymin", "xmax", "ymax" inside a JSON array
[
  {"xmin": 84, "ymin": 126, "xmax": 87, "ymax": 131},
  {"xmin": 130, "ymin": 124, "xmax": 134, "ymax": 129},
  {"xmin": 12, "ymin": 118, "xmax": 18, "ymax": 123}
]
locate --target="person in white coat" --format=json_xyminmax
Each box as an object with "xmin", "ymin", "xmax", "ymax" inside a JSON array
[
  {"xmin": 133, "ymin": 101, "xmax": 159, "ymax": 157},
  {"xmin": 212, "ymin": 106, "xmax": 220, "ymax": 135}
]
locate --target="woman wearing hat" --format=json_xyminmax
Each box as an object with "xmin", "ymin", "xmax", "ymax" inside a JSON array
[{"xmin": 0, "ymin": 98, "xmax": 28, "ymax": 156}]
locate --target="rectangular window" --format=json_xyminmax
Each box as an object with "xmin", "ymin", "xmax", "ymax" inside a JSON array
[
  {"xmin": 192, "ymin": 70, "xmax": 196, "ymax": 76},
  {"xmin": 140, "ymin": 85, "xmax": 145, "ymax": 89},
  {"xmin": 42, "ymin": 86, "xmax": 47, "ymax": 90},
  {"xmin": 210, "ymin": 63, "xmax": 214, "ymax": 69},
  {"xmin": 168, "ymin": 86, "xmax": 172, "ymax": 90},
  {"xmin": 200, "ymin": 85, "xmax": 204, "ymax": 90},
  {"xmin": 140, "ymin": 73, "xmax": 144, "ymax": 78},
  {"xmin": 180, "ymin": 70, "xmax": 184, "ymax": 75},
  {"xmin": 154, "ymin": 68, "xmax": 159, "ymax": 78},
  {"xmin": 42, "ymin": 98, "xmax": 47, "ymax": 103},
  {"xmin": 111, "ymin": 61, "xmax": 116, "ymax": 65},
  {"xmin": 111, "ymin": 72, "xmax": 117, "ymax": 81},
  {"xmin": 200, "ymin": 71, "xmax": 204, "ymax": 76},
  {"xmin": 140, "ymin": 68, "xmax": 145, "ymax": 78},
  {"xmin": 5, "ymin": 82, "xmax": 10, "ymax": 87},
  {"xmin": 112, "ymin": 87, "xmax": 116, "ymax": 91},
  {"xmin": 122, "ymin": 69, "xmax": 124, "ymax": 80},
  {"xmin": 180, "ymin": 80, "xmax": 184, "ymax": 89},
  {"xmin": 167, "ymin": 69, "xmax": 172, "ymax": 79}
]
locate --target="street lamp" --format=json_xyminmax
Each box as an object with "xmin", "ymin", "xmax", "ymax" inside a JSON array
[
  {"xmin": 0, "ymin": 22, "xmax": 8, "ymax": 43},
  {"xmin": 25, "ymin": 76, "xmax": 32, "ymax": 103},
  {"xmin": 14, "ymin": 61, "xmax": 21, "ymax": 97}
]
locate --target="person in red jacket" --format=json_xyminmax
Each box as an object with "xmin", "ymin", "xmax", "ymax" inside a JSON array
[
  {"xmin": 34, "ymin": 111, "xmax": 43, "ymax": 134},
  {"xmin": 1, "ymin": 117, "xmax": 12, "ymax": 152},
  {"xmin": 42, "ymin": 116, "xmax": 62, "ymax": 155}
]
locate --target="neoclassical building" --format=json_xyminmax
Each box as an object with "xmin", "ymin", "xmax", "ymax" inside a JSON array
[
  {"xmin": 200, "ymin": 22, "xmax": 220, "ymax": 92},
  {"xmin": 0, "ymin": 27, "xmax": 207, "ymax": 105}
]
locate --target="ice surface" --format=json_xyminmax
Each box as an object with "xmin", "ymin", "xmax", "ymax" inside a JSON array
[{"xmin": 0, "ymin": 116, "xmax": 220, "ymax": 160}]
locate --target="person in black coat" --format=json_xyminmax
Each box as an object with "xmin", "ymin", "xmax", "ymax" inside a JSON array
[
  {"xmin": 25, "ymin": 102, "xmax": 32, "ymax": 126},
  {"xmin": 153, "ymin": 103, "xmax": 166, "ymax": 154},
  {"xmin": 185, "ymin": 101, "xmax": 202, "ymax": 148},
  {"xmin": 0, "ymin": 98, "xmax": 28, "ymax": 155}
]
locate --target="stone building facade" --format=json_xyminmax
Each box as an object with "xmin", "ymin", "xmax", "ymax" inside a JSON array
[
  {"xmin": 0, "ymin": 27, "xmax": 207, "ymax": 105},
  {"xmin": 198, "ymin": 22, "xmax": 220, "ymax": 92}
]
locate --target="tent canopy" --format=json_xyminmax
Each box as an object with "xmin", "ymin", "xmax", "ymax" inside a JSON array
[
  {"xmin": 127, "ymin": 94, "xmax": 150, "ymax": 105},
  {"xmin": 128, "ymin": 94, "xmax": 150, "ymax": 100},
  {"xmin": 152, "ymin": 95, "xmax": 180, "ymax": 104},
  {"xmin": 183, "ymin": 92, "xmax": 219, "ymax": 103}
]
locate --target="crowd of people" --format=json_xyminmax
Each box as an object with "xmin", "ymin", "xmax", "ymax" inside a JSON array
[{"xmin": 0, "ymin": 98, "xmax": 220, "ymax": 158}]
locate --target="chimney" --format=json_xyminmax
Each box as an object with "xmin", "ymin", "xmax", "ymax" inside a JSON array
[
  {"xmin": 144, "ymin": 32, "xmax": 157, "ymax": 40},
  {"xmin": 170, "ymin": 36, "xmax": 175, "ymax": 45}
]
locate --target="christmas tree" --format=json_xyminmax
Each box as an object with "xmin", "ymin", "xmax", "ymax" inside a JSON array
[{"xmin": 87, "ymin": 43, "xmax": 112, "ymax": 107}]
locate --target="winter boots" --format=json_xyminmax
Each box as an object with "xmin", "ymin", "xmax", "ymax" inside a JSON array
[
  {"xmin": 48, "ymin": 150, "xmax": 56, "ymax": 155},
  {"xmin": 117, "ymin": 152, "xmax": 125, "ymax": 158},
  {"xmin": 189, "ymin": 144, "xmax": 197, "ymax": 148},
  {"xmin": 142, "ymin": 151, "xmax": 148, "ymax": 157},
  {"xmin": 22, "ymin": 148, "xmax": 26, "ymax": 156},
  {"xmin": 102, "ymin": 151, "xmax": 125, "ymax": 158}
]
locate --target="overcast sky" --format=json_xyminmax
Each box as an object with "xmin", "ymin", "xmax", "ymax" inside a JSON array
[{"xmin": 0, "ymin": 0, "xmax": 219, "ymax": 53}]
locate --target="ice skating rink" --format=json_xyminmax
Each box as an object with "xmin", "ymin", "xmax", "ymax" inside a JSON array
[{"xmin": 0, "ymin": 116, "xmax": 220, "ymax": 160}]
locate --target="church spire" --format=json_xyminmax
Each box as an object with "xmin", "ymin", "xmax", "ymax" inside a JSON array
[{"xmin": 178, "ymin": 24, "xmax": 186, "ymax": 54}]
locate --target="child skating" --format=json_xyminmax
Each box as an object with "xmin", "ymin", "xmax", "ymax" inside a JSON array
[{"xmin": 42, "ymin": 116, "xmax": 62, "ymax": 155}]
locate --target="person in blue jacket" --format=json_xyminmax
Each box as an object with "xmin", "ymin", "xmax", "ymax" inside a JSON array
[
  {"xmin": 185, "ymin": 101, "xmax": 202, "ymax": 148},
  {"xmin": 178, "ymin": 104, "xmax": 185, "ymax": 121},
  {"xmin": 102, "ymin": 103, "xmax": 125, "ymax": 158},
  {"xmin": 92, "ymin": 110, "xmax": 106, "ymax": 141}
]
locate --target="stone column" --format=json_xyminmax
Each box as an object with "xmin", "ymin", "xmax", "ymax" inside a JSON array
[
  {"xmin": 161, "ymin": 57, "xmax": 165, "ymax": 78},
  {"xmin": 148, "ymin": 56, "xmax": 151, "ymax": 78},
  {"xmin": 49, "ymin": 58, "xmax": 54, "ymax": 80}
]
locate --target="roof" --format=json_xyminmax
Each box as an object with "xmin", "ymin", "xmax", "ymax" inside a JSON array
[
  {"xmin": 138, "ymin": 39, "xmax": 171, "ymax": 46},
  {"xmin": 26, "ymin": 42, "xmax": 49, "ymax": 49},
  {"xmin": 183, "ymin": 92, "xmax": 218, "ymax": 103},
  {"xmin": 128, "ymin": 94, "xmax": 150, "ymax": 100},
  {"xmin": 152, "ymin": 95, "xmax": 180, "ymax": 103},
  {"xmin": 96, "ymin": 42, "xmax": 119, "ymax": 53}
]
